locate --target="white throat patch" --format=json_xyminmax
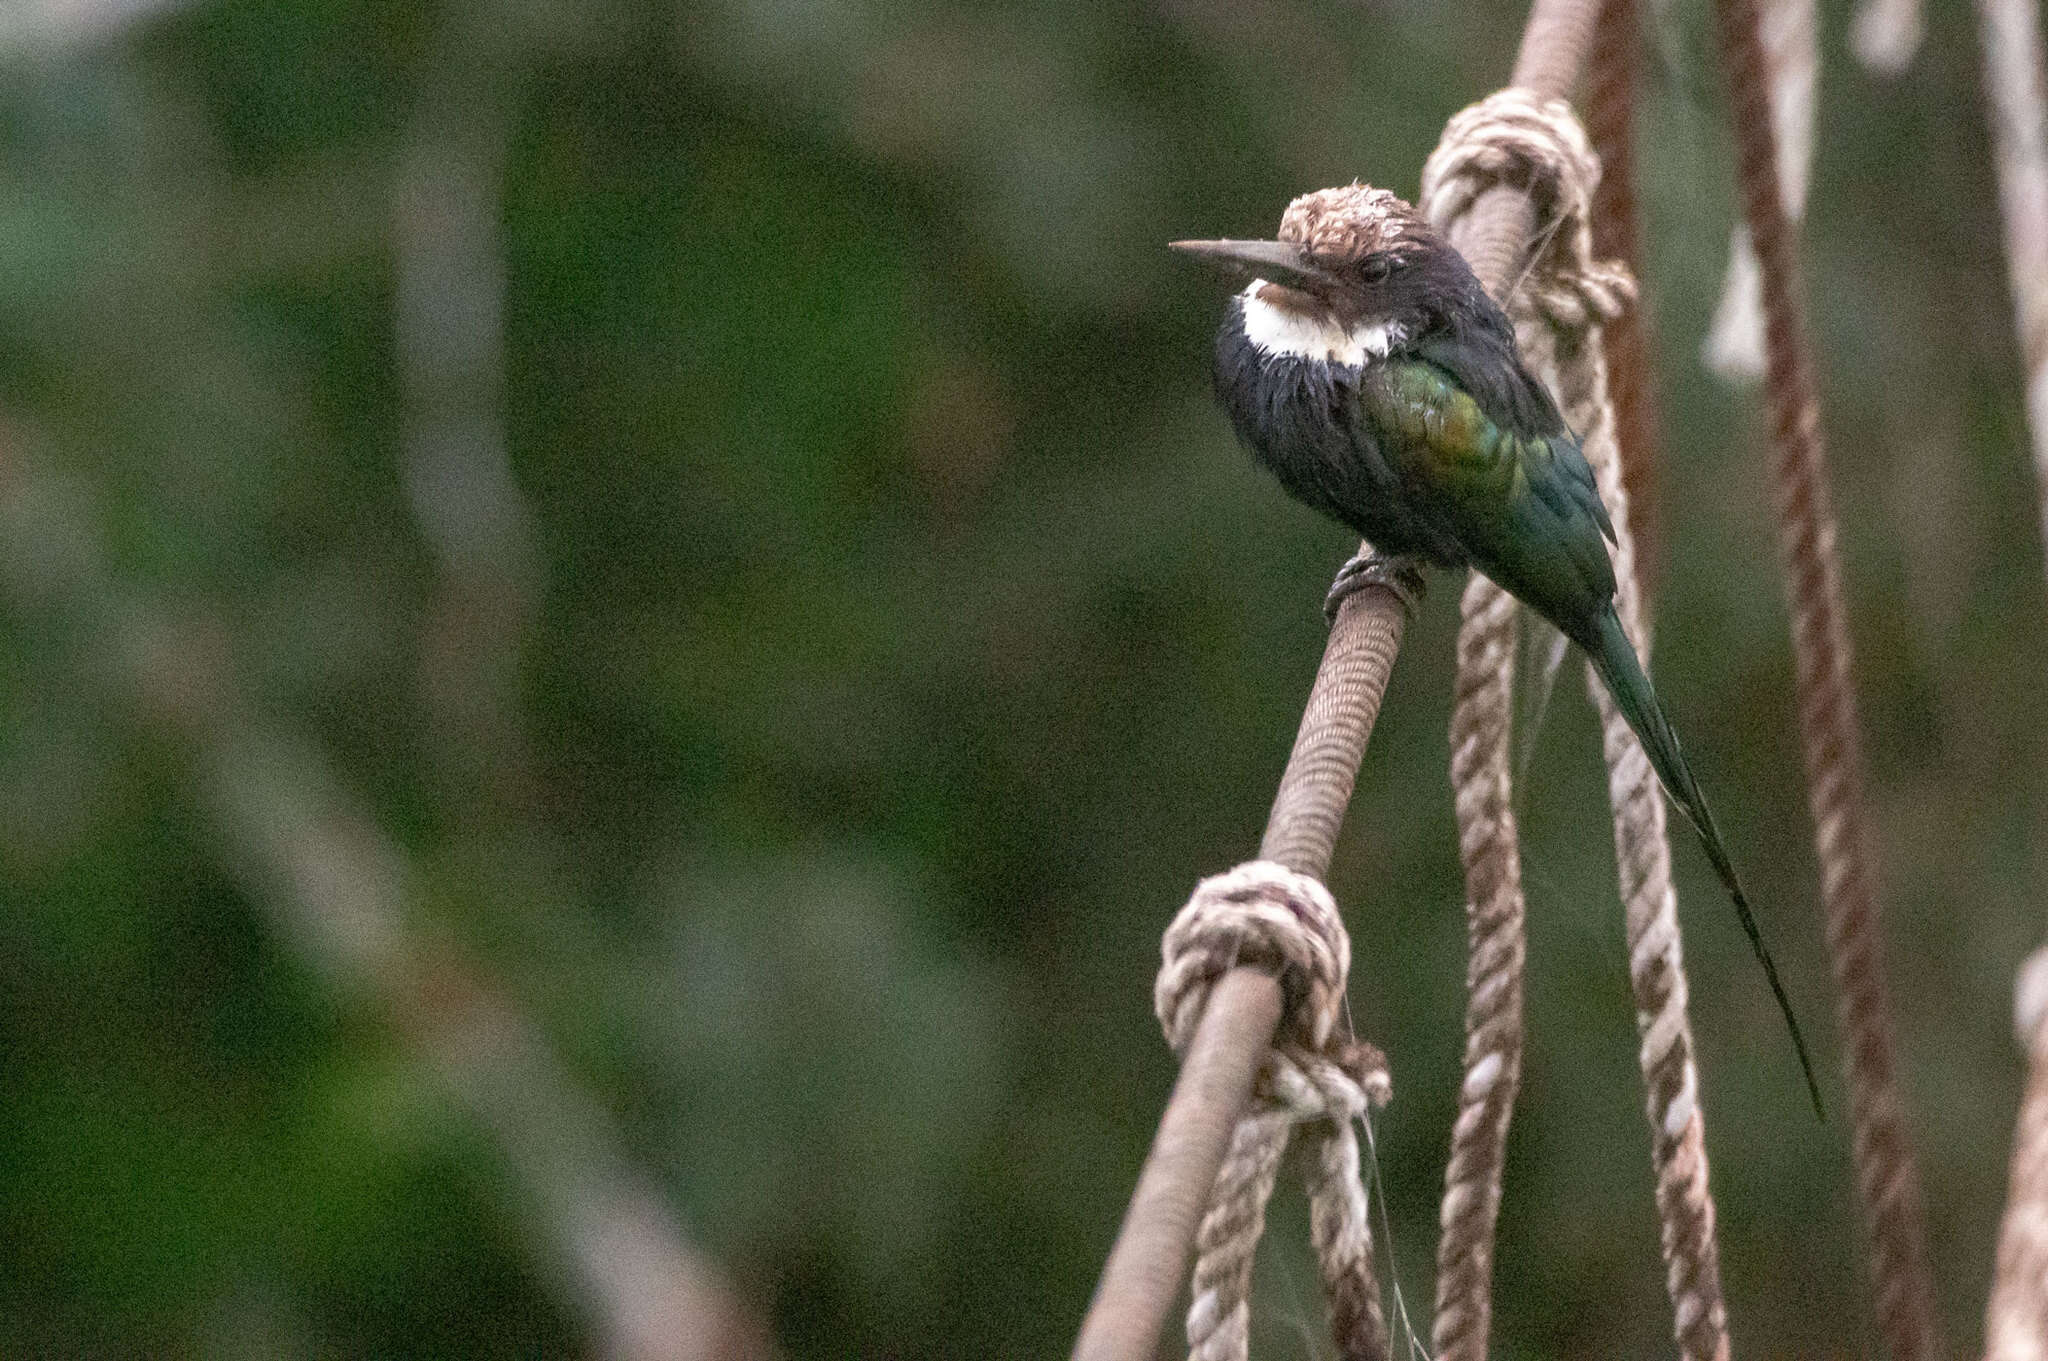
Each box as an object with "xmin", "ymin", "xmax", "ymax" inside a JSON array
[{"xmin": 1239, "ymin": 280, "xmax": 1404, "ymax": 367}]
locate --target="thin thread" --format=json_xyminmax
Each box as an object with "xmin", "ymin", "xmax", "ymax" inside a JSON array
[{"xmin": 1714, "ymin": 1, "xmax": 1946, "ymax": 1357}]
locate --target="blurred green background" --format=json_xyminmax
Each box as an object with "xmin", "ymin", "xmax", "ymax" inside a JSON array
[{"xmin": 1, "ymin": 0, "xmax": 2041, "ymax": 1355}]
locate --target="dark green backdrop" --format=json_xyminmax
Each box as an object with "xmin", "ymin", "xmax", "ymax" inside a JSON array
[{"xmin": 1, "ymin": 0, "xmax": 2040, "ymax": 1355}]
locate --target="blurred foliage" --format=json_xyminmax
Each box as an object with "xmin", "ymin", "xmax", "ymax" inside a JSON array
[{"xmin": 1, "ymin": 0, "xmax": 2045, "ymax": 1356}]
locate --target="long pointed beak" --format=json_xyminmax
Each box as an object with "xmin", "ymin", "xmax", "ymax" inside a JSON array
[{"xmin": 1169, "ymin": 238, "xmax": 1332, "ymax": 288}]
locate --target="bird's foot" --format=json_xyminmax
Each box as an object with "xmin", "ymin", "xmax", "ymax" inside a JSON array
[{"xmin": 1324, "ymin": 551, "xmax": 1428, "ymax": 625}]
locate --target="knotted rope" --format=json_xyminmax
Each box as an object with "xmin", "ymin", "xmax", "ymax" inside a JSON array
[
  {"xmin": 1421, "ymin": 88, "xmax": 1732, "ymax": 1361},
  {"xmin": 1072, "ymin": 8, "xmax": 1610, "ymax": 1360},
  {"xmin": 1157, "ymin": 861, "xmax": 1392, "ymax": 1361}
]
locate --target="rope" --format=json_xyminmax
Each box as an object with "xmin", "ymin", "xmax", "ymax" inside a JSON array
[
  {"xmin": 1561, "ymin": 235, "xmax": 1732, "ymax": 1361},
  {"xmin": 1978, "ymin": 0, "xmax": 2048, "ymax": 614},
  {"xmin": 1987, "ymin": 949, "xmax": 2048, "ymax": 1361},
  {"xmin": 1712, "ymin": 2, "xmax": 1946, "ymax": 1357},
  {"xmin": 1432, "ymin": 573, "xmax": 1525, "ymax": 1361},
  {"xmin": 1422, "ymin": 88, "xmax": 1731, "ymax": 1361},
  {"xmin": 1416, "ymin": 99, "xmax": 1547, "ymax": 1361},
  {"xmin": 1261, "ymin": 588, "xmax": 1416, "ymax": 875},
  {"xmin": 1851, "ymin": 0, "xmax": 1924, "ymax": 75},
  {"xmin": 1705, "ymin": 0, "xmax": 1816, "ymax": 383},
  {"xmin": 1978, "ymin": 12, "xmax": 2048, "ymax": 1357},
  {"xmin": 1157, "ymin": 862, "xmax": 1392, "ymax": 1361},
  {"xmin": 1587, "ymin": 0, "xmax": 1664, "ymax": 594},
  {"xmin": 1072, "ymin": 9, "xmax": 1608, "ymax": 1359}
]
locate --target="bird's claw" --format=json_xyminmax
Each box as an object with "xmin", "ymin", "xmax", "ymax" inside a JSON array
[{"xmin": 1324, "ymin": 552, "xmax": 1427, "ymax": 625}]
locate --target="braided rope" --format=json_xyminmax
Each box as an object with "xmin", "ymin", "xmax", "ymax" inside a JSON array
[
  {"xmin": 1851, "ymin": 0, "xmax": 1924, "ymax": 74},
  {"xmin": 1706, "ymin": 0, "xmax": 1816, "ymax": 382},
  {"xmin": 1484, "ymin": 99, "xmax": 1731, "ymax": 1361},
  {"xmin": 1556, "ymin": 244, "xmax": 1732, "ymax": 1361},
  {"xmin": 1416, "ymin": 99, "xmax": 1544, "ymax": 1361},
  {"xmin": 1423, "ymin": 88, "xmax": 1732, "ymax": 1361},
  {"xmin": 1713, "ymin": 3, "xmax": 1947, "ymax": 1358},
  {"xmin": 1432, "ymin": 572, "xmax": 1524, "ymax": 1361},
  {"xmin": 1973, "ymin": 6, "xmax": 2048, "ymax": 1359},
  {"xmin": 1987, "ymin": 949, "xmax": 2048, "ymax": 1361},
  {"xmin": 1978, "ymin": 0, "xmax": 2048, "ymax": 620},
  {"xmin": 1073, "ymin": 9, "xmax": 1608, "ymax": 1357},
  {"xmin": 1158, "ymin": 863, "xmax": 1391, "ymax": 1361},
  {"xmin": 1587, "ymin": 0, "xmax": 1664, "ymax": 594}
]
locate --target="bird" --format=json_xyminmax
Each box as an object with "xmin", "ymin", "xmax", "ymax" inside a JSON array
[{"xmin": 1172, "ymin": 183, "xmax": 1823, "ymax": 1117}]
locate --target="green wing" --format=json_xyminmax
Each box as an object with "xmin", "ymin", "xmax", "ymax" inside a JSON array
[{"xmin": 1361, "ymin": 359, "xmax": 1618, "ymax": 636}]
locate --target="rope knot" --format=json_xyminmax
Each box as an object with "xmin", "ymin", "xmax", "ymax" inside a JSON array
[
  {"xmin": 1156, "ymin": 860, "xmax": 1351, "ymax": 1062},
  {"xmin": 1159, "ymin": 861, "xmax": 1394, "ymax": 1361},
  {"xmin": 1420, "ymin": 87, "xmax": 1637, "ymax": 336}
]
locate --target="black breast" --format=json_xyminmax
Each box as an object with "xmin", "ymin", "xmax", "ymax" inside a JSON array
[{"xmin": 1211, "ymin": 297, "xmax": 1469, "ymax": 567}]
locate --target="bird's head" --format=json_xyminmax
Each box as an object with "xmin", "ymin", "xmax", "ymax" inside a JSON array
[{"xmin": 1173, "ymin": 183, "xmax": 1490, "ymax": 366}]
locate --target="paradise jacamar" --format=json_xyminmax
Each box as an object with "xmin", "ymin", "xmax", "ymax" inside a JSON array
[{"xmin": 1173, "ymin": 184, "xmax": 1822, "ymax": 1115}]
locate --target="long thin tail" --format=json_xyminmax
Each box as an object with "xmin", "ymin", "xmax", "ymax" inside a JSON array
[{"xmin": 1583, "ymin": 606, "xmax": 1825, "ymax": 1119}]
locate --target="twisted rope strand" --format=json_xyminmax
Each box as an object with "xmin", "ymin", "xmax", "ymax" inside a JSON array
[
  {"xmin": 1431, "ymin": 571, "xmax": 1524, "ymax": 1361},
  {"xmin": 1416, "ymin": 98, "xmax": 1546, "ymax": 1361},
  {"xmin": 1424, "ymin": 89, "xmax": 1731, "ymax": 1361},
  {"xmin": 1568, "ymin": 288, "xmax": 1732, "ymax": 1361},
  {"xmin": 1713, "ymin": 2, "xmax": 1945, "ymax": 1357},
  {"xmin": 1587, "ymin": 0, "xmax": 1664, "ymax": 595},
  {"xmin": 1986, "ymin": 950, "xmax": 2048, "ymax": 1361},
  {"xmin": 1976, "ymin": 7, "xmax": 2048, "ymax": 1356},
  {"xmin": 1188, "ymin": 1106, "xmax": 1291, "ymax": 1361},
  {"xmin": 1977, "ymin": 0, "xmax": 2048, "ymax": 614},
  {"xmin": 1418, "ymin": 86, "xmax": 1614, "ymax": 1361},
  {"xmin": 1705, "ymin": 0, "xmax": 1816, "ymax": 383},
  {"xmin": 1851, "ymin": 0, "xmax": 1924, "ymax": 74},
  {"xmin": 1505, "ymin": 103, "xmax": 1732, "ymax": 1361}
]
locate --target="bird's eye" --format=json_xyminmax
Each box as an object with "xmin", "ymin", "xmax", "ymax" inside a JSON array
[{"xmin": 1360, "ymin": 256, "xmax": 1393, "ymax": 283}]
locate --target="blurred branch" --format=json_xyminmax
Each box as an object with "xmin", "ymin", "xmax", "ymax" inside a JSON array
[
  {"xmin": 395, "ymin": 6, "xmax": 543, "ymax": 811},
  {"xmin": 0, "ymin": 431, "xmax": 776, "ymax": 1361},
  {"xmin": 0, "ymin": 0, "xmax": 190, "ymax": 55}
]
